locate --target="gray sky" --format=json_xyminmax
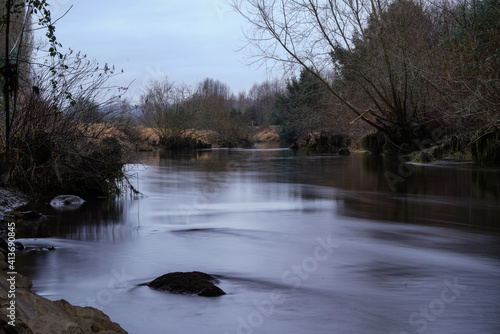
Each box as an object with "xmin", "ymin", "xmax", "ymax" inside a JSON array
[{"xmin": 45, "ymin": 0, "xmax": 270, "ymax": 102}]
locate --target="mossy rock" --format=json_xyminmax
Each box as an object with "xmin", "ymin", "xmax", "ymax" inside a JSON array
[{"xmin": 411, "ymin": 151, "xmax": 436, "ymax": 163}]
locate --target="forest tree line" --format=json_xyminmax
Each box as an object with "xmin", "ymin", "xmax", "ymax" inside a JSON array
[
  {"xmin": 0, "ymin": 0, "xmax": 498, "ymax": 199},
  {"xmin": 136, "ymin": 71, "xmax": 360, "ymax": 151},
  {"xmin": 233, "ymin": 0, "xmax": 499, "ymax": 160},
  {"xmin": 140, "ymin": 0, "xmax": 498, "ymax": 160}
]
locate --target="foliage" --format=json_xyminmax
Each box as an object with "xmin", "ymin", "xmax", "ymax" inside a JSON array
[
  {"xmin": 361, "ymin": 132, "xmax": 387, "ymax": 155},
  {"xmin": 234, "ymin": 0, "xmax": 500, "ymax": 160},
  {"xmin": 0, "ymin": 1, "xmax": 130, "ymax": 198},
  {"xmin": 1, "ymin": 0, "xmax": 66, "ymax": 156},
  {"xmin": 437, "ymin": 0, "xmax": 500, "ymax": 138},
  {"xmin": 470, "ymin": 129, "xmax": 500, "ymax": 166},
  {"xmin": 324, "ymin": 0, "xmax": 443, "ymax": 152},
  {"xmin": 304, "ymin": 132, "xmax": 351, "ymax": 153},
  {"xmin": 2, "ymin": 55, "xmax": 128, "ymax": 198},
  {"xmin": 411, "ymin": 150, "xmax": 436, "ymax": 163}
]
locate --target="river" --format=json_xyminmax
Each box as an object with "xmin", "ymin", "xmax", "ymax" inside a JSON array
[{"xmin": 17, "ymin": 147, "xmax": 500, "ymax": 334}]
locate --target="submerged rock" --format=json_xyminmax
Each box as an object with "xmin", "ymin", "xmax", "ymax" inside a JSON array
[
  {"xmin": 146, "ymin": 271, "xmax": 226, "ymax": 297},
  {"xmin": 50, "ymin": 195, "xmax": 85, "ymax": 210},
  {"xmin": 27, "ymin": 245, "xmax": 56, "ymax": 253}
]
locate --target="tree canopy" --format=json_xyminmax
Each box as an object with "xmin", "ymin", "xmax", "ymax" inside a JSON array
[{"xmin": 234, "ymin": 0, "xmax": 500, "ymax": 153}]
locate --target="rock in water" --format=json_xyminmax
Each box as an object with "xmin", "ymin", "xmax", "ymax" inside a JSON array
[
  {"xmin": 147, "ymin": 271, "xmax": 226, "ymax": 297},
  {"xmin": 50, "ymin": 195, "xmax": 85, "ymax": 209}
]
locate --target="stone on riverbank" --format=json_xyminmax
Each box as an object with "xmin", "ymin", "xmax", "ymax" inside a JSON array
[
  {"xmin": 0, "ymin": 189, "xmax": 29, "ymax": 220},
  {"xmin": 0, "ymin": 244, "xmax": 127, "ymax": 334},
  {"xmin": 50, "ymin": 195, "xmax": 85, "ymax": 209},
  {"xmin": 0, "ymin": 187, "xmax": 127, "ymax": 334},
  {"xmin": 146, "ymin": 271, "xmax": 226, "ymax": 297}
]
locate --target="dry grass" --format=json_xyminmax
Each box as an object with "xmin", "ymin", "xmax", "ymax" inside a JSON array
[
  {"xmin": 252, "ymin": 126, "xmax": 281, "ymax": 143},
  {"xmin": 92, "ymin": 124, "xmax": 285, "ymax": 151}
]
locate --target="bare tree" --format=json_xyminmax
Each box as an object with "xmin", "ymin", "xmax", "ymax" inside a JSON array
[
  {"xmin": 0, "ymin": 1, "xmax": 131, "ymax": 196},
  {"xmin": 195, "ymin": 77, "xmax": 231, "ymax": 100},
  {"xmin": 233, "ymin": 0, "xmax": 442, "ymax": 152},
  {"xmin": 3, "ymin": 49, "xmax": 129, "ymax": 196},
  {"xmin": 194, "ymin": 78, "xmax": 251, "ymax": 147},
  {"xmin": 246, "ymin": 79, "xmax": 284, "ymax": 126},
  {"xmin": 427, "ymin": 0, "xmax": 500, "ymax": 138},
  {"xmin": 140, "ymin": 77, "xmax": 201, "ymax": 149}
]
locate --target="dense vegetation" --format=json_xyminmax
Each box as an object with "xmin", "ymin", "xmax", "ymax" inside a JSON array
[
  {"xmin": 1, "ymin": 0, "xmax": 498, "ymax": 201},
  {"xmin": 0, "ymin": 1, "xmax": 132, "ymax": 198},
  {"xmin": 235, "ymin": 0, "xmax": 500, "ymax": 162},
  {"xmin": 139, "ymin": 77, "xmax": 251, "ymax": 149}
]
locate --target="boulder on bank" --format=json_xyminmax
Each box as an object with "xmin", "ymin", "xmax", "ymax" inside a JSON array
[
  {"xmin": 0, "ymin": 250, "xmax": 127, "ymax": 334},
  {"xmin": 50, "ymin": 195, "xmax": 85, "ymax": 210},
  {"xmin": 0, "ymin": 193, "xmax": 125, "ymax": 333},
  {"xmin": 146, "ymin": 271, "xmax": 226, "ymax": 297}
]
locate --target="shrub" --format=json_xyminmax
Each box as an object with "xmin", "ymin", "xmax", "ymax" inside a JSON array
[
  {"xmin": 471, "ymin": 130, "xmax": 500, "ymax": 166},
  {"xmin": 361, "ymin": 132, "xmax": 387, "ymax": 155}
]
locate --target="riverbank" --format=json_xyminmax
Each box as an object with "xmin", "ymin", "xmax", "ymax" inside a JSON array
[
  {"xmin": 128, "ymin": 125, "xmax": 283, "ymax": 150},
  {"xmin": 0, "ymin": 189, "xmax": 29, "ymax": 221},
  {"xmin": 0, "ymin": 188, "xmax": 127, "ymax": 334}
]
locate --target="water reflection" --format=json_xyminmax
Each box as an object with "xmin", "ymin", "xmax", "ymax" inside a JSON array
[
  {"xmin": 341, "ymin": 155, "xmax": 500, "ymax": 230},
  {"xmin": 15, "ymin": 150, "xmax": 500, "ymax": 241},
  {"xmin": 19, "ymin": 198, "xmax": 135, "ymax": 241},
  {"xmin": 15, "ymin": 148, "xmax": 500, "ymax": 334}
]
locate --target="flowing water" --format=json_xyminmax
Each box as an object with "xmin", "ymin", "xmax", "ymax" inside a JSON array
[{"xmin": 17, "ymin": 147, "xmax": 500, "ymax": 334}]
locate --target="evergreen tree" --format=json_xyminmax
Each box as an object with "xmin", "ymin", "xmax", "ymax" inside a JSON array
[{"xmin": 271, "ymin": 69, "xmax": 330, "ymax": 142}]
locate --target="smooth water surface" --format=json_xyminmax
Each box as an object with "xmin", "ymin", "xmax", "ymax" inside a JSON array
[{"xmin": 17, "ymin": 148, "xmax": 500, "ymax": 334}]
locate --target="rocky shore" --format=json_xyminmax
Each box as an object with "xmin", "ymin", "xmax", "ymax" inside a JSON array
[
  {"xmin": 0, "ymin": 188, "xmax": 127, "ymax": 334},
  {"xmin": 0, "ymin": 189, "xmax": 29, "ymax": 221}
]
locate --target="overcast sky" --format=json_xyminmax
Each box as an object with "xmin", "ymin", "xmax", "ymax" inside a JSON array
[{"xmin": 44, "ymin": 0, "xmax": 270, "ymax": 102}]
